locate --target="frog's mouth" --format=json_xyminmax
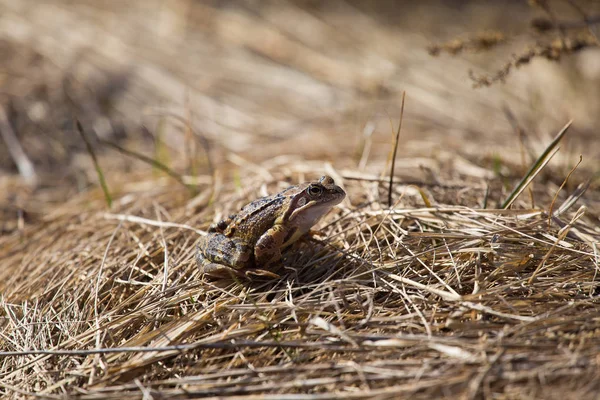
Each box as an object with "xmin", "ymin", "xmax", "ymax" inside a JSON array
[
  {"xmin": 289, "ymin": 188, "xmax": 345, "ymax": 224},
  {"xmin": 289, "ymin": 199, "xmax": 340, "ymax": 227}
]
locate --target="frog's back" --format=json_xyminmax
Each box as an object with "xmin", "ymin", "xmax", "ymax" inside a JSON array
[{"xmin": 224, "ymin": 193, "xmax": 286, "ymax": 245}]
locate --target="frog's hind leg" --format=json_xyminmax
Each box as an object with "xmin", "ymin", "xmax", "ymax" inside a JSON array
[
  {"xmin": 198, "ymin": 258, "xmax": 246, "ymax": 279},
  {"xmin": 196, "ymin": 244, "xmax": 246, "ymax": 279}
]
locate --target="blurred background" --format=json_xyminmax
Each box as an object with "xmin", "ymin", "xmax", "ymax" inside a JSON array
[{"xmin": 1, "ymin": 0, "xmax": 599, "ymax": 218}]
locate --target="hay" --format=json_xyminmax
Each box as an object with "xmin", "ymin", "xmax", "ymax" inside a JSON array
[{"xmin": 2, "ymin": 151, "xmax": 600, "ymax": 398}]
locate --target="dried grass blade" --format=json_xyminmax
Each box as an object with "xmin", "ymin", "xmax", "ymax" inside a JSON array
[
  {"xmin": 501, "ymin": 120, "xmax": 572, "ymax": 209},
  {"xmin": 103, "ymin": 213, "xmax": 205, "ymax": 235},
  {"xmin": 528, "ymin": 205, "xmax": 586, "ymax": 284},
  {"xmin": 547, "ymin": 154, "xmax": 582, "ymax": 225},
  {"xmin": 310, "ymin": 317, "xmax": 359, "ymax": 347},
  {"xmin": 385, "ymin": 273, "xmax": 461, "ymax": 301},
  {"xmin": 554, "ymin": 179, "xmax": 590, "ymax": 217},
  {"xmin": 387, "ymin": 91, "xmax": 406, "ymax": 207},
  {"xmin": 0, "ymin": 105, "xmax": 38, "ymax": 186}
]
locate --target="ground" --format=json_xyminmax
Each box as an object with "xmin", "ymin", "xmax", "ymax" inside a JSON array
[{"xmin": 1, "ymin": 1, "xmax": 600, "ymax": 399}]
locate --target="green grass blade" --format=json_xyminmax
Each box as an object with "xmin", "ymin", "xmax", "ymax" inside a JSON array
[
  {"xmin": 100, "ymin": 138, "xmax": 196, "ymax": 195},
  {"xmin": 76, "ymin": 121, "xmax": 112, "ymax": 208}
]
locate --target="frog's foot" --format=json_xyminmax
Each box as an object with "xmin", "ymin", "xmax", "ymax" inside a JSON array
[
  {"xmin": 197, "ymin": 246, "xmax": 280, "ymax": 280},
  {"xmin": 307, "ymin": 229, "xmax": 325, "ymax": 238},
  {"xmin": 199, "ymin": 261, "xmax": 248, "ymax": 279},
  {"xmin": 201, "ymin": 263, "xmax": 280, "ymax": 280},
  {"xmin": 245, "ymin": 269, "xmax": 281, "ymax": 279},
  {"xmin": 196, "ymin": 250, "xmax": 245, "ymax": 279}
]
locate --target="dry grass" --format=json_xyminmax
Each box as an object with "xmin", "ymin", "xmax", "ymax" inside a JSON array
[
  {"xmin": 2, "ymin": 1, "xmax": 600, "ymax": 399},
  {"xmin": 2, "ymin": 150, "xmax": 600, "ymax": 398}
]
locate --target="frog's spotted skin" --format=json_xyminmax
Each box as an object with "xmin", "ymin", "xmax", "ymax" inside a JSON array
[{"xmin": 197, "ymin": 175, "xmax": 346, "ymax": 279}]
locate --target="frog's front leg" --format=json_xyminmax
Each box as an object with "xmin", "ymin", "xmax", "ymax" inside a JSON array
[
  {"xmin": 208, "ymin": 214, "xmax": 237, "ymax": 233},
  {"xmin": 254, "ymin": 224, "xmax": 289, "ymax": 267}
]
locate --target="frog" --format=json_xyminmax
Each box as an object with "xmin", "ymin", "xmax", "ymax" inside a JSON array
[{"xmin": 196, "ymin": 175, "xmax": 346, "ymax": 279}]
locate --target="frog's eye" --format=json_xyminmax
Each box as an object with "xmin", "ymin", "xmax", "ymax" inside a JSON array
[
  {"xmin": 320, "ymin": 175, "xmax": 334, "ymax": 185},
  {"xmin": 307, "ymin": 185, "xmax": 323, "ymax": 196}
]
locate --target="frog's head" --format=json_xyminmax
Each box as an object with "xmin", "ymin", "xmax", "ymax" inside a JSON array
[{"xmin": 286, "ymin": 175, "xmax": 345, "ymax": 228}]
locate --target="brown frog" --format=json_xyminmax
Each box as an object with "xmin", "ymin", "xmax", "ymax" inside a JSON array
[{"xmin": 197, "ymin": 175, "xmax": 346, "ymax": 279}]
